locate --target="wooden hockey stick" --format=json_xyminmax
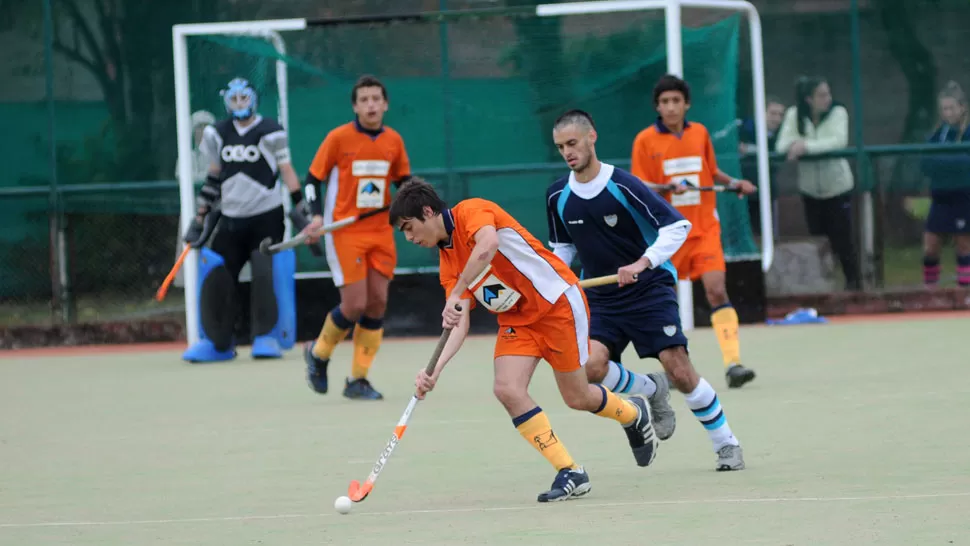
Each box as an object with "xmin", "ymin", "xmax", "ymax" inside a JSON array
[{"xmin": 577, "ymin": 273, "xmax": 637, "ymax": 288}]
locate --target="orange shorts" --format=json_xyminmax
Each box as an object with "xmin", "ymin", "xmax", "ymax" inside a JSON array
[
  {"xmin": 324, "ymin": 228, "xmax": 396, "ymax": 287},
  {"xmin": 670, "ymin": 229, "xmax": 726, "ymax": 280},
  {"xmin": 493, "ymin": 285, "xmax": 591, "ymax": 373}
]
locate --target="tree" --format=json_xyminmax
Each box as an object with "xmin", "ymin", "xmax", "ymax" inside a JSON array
[
  {"xmin": 873, "ymin": 0, "xmax": 938, "ymax": 144},
  {"xmin": 50, "ymin": 0, "xmax": 219, "ymax": 180}
]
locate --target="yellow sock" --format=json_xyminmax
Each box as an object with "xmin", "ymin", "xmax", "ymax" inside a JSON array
[
  {"xmin": 711, "ymin": 305, "xmax": 741, "ymax": 367},
  {"xmin": 350, "ymin": 322, "xmax": 383, "ymax": 379},
  {"xmin": 312, "ymin": 311, "xmax": 350, "ymax": 360},
  {"xmin": 514, "ymin": 408, "xmax": 577, "ymax": 471},
  {"xmin": 592, "ymin": 386, "xmax": 638, "ymax": 426}
]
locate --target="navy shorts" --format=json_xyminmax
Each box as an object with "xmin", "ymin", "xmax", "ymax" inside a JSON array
[
  {"xmin": 927, "ymin": 198, "xmax": 970, "ymax": 234},
  {"xmin": 588, "ymin": 283, "xmax": 688, "ymax": 361}
]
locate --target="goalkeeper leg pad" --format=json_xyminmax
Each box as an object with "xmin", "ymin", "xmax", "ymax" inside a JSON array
[
  {"xmin": 249, "ymin": 248, "xmax": 296, "ymax": 358},
  {"xmin": 183, "ymin": 247, "xmax": 237, "ymax": 363}
]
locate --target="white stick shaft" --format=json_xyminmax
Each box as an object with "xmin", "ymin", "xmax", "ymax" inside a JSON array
[{"xmin": 363, "ymin": 395, "xmax": 420, "ymax": 485}]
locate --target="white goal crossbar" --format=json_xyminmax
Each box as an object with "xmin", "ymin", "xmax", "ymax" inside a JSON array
[{"xmin": 173, "ymin": 1, "xmax": 770, "ymax": 342}]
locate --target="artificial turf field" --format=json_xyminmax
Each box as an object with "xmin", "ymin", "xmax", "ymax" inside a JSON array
[{"xmin": 2, "ymin": 313, "xmax": 968, "ymax": 545}]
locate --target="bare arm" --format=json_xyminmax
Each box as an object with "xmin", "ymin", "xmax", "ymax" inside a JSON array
[
  {"xmin": 278, "ymin": 162, "xmax": 301, "ymax": 194},
  {"xmin": 432, "ymin": 302, "xmax": 471, "ymax": 379}
]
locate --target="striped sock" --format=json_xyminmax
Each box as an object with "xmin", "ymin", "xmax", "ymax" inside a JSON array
[
  {"xmin": 958, "ymin": 255, "xmax": 970, "ymax": 287},
  {"xmin": 684, "ymin": 378, "xmax": 739, "ymax": 452},
  {"xmin": 602, "ymin": 361, "xmax": 657, "ymax": 397},
  {"xmin": 924, "ymin": 256, "xmax": 941, "ymax": 286}
]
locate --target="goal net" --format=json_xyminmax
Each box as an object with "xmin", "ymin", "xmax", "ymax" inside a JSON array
[{"xmin": 175, "ymin": 1, "xmax": 770, "ymax": 339}]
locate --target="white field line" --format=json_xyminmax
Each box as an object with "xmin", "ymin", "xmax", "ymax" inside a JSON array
[{"xmin": 2, "ymin": 491, "xmax": 969, "ymax": 529}]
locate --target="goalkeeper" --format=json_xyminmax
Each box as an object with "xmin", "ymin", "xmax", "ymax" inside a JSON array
[{"xmin": 182, "ymin": 78, "xmax": 313, "ymax": 362}]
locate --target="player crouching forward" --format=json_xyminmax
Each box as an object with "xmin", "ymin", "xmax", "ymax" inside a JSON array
[
  {"xmin": 549, "ymin": 109, "xmax": 744, "ymax": 471},
  {"xmin": 390, "ymin": 178, "xmax": 659, "ymax": 503}
]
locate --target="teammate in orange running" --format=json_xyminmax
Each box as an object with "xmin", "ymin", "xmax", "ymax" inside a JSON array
[
  {"xmin": 631, "ymin": 74, "xmax": 758, "ymax": 389},
  {"xmin": 301, "ymin": 75, "xmax": 412, "ymax": 400},
  {"xmin": 389, "ymin": 178, "xmax": 660, "ymax": 503}
]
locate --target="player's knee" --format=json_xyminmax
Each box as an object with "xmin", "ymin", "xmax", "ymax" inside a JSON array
[
  {"xmin": 493, "ymin": 379, "xmax": 528, "ymax": 411},
  {"xmin": 705, "ymin": 285, "xmax": 729, "ymax": 307},
  {"xmin": 660, "ymin": 347, "xmax": 699, "ymax": 393},
  {"xmin": 584, "ymin": 356, "xmax": 608, "ymax": 384},
  {"xmin": 364, "ymin": 291, "xmax": 388, "ymax": 317}
]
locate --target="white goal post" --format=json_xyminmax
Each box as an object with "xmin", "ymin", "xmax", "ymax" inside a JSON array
[
  {"xmin": 173, "ymin": 19, "xmax": 305, "ymax": 346},
  {"xmin": 172, "ymin": 0, "xmax": 770, "ymax": 343}
]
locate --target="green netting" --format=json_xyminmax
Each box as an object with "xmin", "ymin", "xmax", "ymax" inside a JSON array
[{"xmin": 184, "ymin": 10, "xmax": 755, "ymax": 274}]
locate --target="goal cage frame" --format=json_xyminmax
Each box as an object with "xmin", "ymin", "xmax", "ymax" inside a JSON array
[{"xmin": 173, "ymin": 0, "xmax": 772, "ymax": 344}]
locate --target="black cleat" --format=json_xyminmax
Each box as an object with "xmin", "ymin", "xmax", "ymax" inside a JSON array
[
  {"xmin": 726, "ymin": 364, "xmax": 756, "ymax": 389},
  {"xmin": 343, "ymin": 377, "xmax": 384, "ymax": 400},
  {"xmin": 537, "ymin": 466, "xmax": 591, "ymax": 502},
  {"xmin": 623, "ymin": 395, "xmax": 660, "ymax": 467},
  {"xmin": 304, "ymin": 342, "xmax": 329, "ymax": 394}
]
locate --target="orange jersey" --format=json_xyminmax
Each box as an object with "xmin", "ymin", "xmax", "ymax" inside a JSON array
[
  {"xmin": 438, "ymin": 198, "xmax": 578, "ymax": 326},
  {"xmin": 631, "ymin": 119, "xmax": 719, "ymax": 238},
  {"xmin": 308, "ymin": 121, "xmax": 411, "ymax": 233}
]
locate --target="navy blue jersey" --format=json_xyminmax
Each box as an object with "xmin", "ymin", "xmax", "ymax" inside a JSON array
[{"xmin": 547, "ymin": 163, "xmax": 691, "ymax": 307}]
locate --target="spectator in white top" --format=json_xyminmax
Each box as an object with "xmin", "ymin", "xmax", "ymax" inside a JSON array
[{"xmin": 776, "ymin": 76, "xmax": 860, "ymax": 290}]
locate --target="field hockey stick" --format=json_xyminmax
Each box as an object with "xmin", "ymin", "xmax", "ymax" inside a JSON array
[
  {"xmin": 347, "ymin": 319, "xmax": 456, "ymax": 503},
  {"xmin": 645, "ymin": 182, "xmax": 741, "ymax": 194},
  {"xmin": 155, "ymin": 244, "xmax": 191, "ymax": 302},
  {"xmin": 577, "ymin": 273, "xmax": 637, "ymax": 288},
  {"xmin": 259, "ymin": 206, "xmax": 391, "ymax": 256}
]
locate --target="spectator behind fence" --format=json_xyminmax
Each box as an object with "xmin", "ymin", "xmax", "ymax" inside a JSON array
[
  {"xmin": 739, "ymin": 97, "xmax": 785, "ymax": 237},
  {"xmin": 776, "ymin": 76, "xmax": 860, "ymax": 290},
  {"xmin": 920, "ymin": 81, "xmax": 970, "ymax": 288},
  {"xmin": 173, "ymin": 110, "xmax": 216, "ymax": 288}
]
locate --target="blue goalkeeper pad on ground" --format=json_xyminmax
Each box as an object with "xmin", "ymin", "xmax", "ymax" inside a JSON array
[
  {"xmin": 266, "ymin": 248, "xmax": 297, "ymax": 351},
  {"xmin": 766, "ymin": 308, "xmax": 828, "ymax": 326},
  {"xmin": 183, "ymin": 247, "xmax": 237, "ymax": 362}
]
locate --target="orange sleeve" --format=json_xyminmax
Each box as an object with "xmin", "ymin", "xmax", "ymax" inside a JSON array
[
  {"xmin": 703, "ymin": 129, "xmax": 719, "ymax": 174},
  {"xmin": 458, "ymin": 207, "xmax": 497, "ymax": 248},
  {"xmin": 630, "ymin": 131, "xmax": 655, "ymax": 183},
  {"xmin": 308, "ymin": 131, "xmax": 339, "ymax": 180}
]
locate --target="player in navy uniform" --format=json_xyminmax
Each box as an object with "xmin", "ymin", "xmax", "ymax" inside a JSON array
[
  {"xmin": 182, "ymin": 78, "xmax": 313, "ymax": 362},
  {"xmin": 546, "ymin": 110, "xmax": 745, "ymax": 470}
]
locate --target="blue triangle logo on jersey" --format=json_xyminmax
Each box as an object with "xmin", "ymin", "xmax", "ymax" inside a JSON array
[
  {"xmin": 482, "ymin": 284, "xmax": 503, "ymax": 305},
  {"xmin": 361, "ymin": 182, "xmax": 380, "ymax": 194}
]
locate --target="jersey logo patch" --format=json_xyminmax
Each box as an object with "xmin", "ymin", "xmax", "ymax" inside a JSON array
[
  {"xmin": 662, "ymin": 156, "xmax": 703, "ymax": 176},
  {"xmin": 663, "ymin": 325, "xmax": 677, "ymax": 337},
  {"xmin": 351, "ymin": 160, "xmax": 391, "ymax": 176},
  {"xmin": 670, "ymin": 174, "xmax": 701, "ymax": 207},
  {"xmin": 221, "ymin": 145, "xmax": 261, "ymax": 163},
  {"xmin": 356, "ymin": 178, "xmax": 386, "ymax": 208},
  {"xmin": 604, "ymin": 214, "xmax": 617, "ymax": 227},
  {"xmin": 471, "ymin": 274, "xmax": 521, "ymax": 313}
]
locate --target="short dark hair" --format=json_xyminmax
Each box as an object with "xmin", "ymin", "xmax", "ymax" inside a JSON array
[
  {"xmin": 553, "ymin": 109, "xmax": 596, "ymax": 131},
  {"xmin": 351, "ymin": 75, "xmax": 387, "ymax": 103},
  {"xmin": 766, "ymin": 95, "xmax": 784, "ymax": 107},
  {"xmin": 653, "ymin": 74, "xmax": 691, "ymax": 105},
  {"xmin": 389, "ymin": 177, "xmax": 447, "ymax": 226}
]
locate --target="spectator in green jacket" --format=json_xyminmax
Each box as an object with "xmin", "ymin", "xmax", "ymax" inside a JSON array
[{"xmin": 776, "ymin": 76, "xmax": 860, "ymax": 290}]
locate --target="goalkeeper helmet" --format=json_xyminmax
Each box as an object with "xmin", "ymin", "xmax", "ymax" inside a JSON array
[{"xmin": 221, "ymin": 78, "xmax": 258, "ymax": 120}]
